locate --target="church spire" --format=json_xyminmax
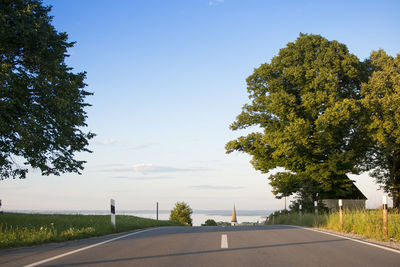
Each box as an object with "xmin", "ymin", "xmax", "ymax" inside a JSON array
[{"xmin": 231, "ymin": 204, "xmax": 237, "ymax": 226}]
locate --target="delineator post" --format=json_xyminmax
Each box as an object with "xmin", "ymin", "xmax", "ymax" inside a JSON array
[
  {"xmin": 299, "ymin": 204, "xmax": 302, "ymax": 224},
  {"xmin": 314, "ymin": 201, "xmax": 318, "ymax": 216},
  {"xmin": 111, "ymin": 199, "xmax": 116, "ymax": 229},
  {"xmin": 383, "ymin": 196, "xmax": 388, "ymax": 240},
  {"xmin": 339, "ymin": 199, "xmax": 343, "ymax": 231}
]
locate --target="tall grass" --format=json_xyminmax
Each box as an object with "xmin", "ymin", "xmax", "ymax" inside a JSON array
[
  {"xmin": 267, "ymin": 209, "xmax": 400, "ymax": 241},
  {"xmin": 0, "ymin": 213, "xmax": 183, "ymax": 248}
]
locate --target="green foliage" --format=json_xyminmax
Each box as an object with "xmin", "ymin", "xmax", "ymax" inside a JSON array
[
  {"xmin": 0, "ymin": 213, "xmax": 183, "ymax": 248},
  {"xmin": 227, "ymin": 33, "xmax": 400, "ymax": 208},
  {"xmin": 361, "ymin": 50, "xmax": 400, "ymax": 207},
  {"xmin": 201, "ymin": 219, "xmax": 217, "ymax": 226},
  {"xmin": 267, "ymin": 211, "xmax": 326, "ymax": 227},
  {"xmin": 169, "ymin": 201, "xmax": 193, "ymax": 226},
  {"xmin": 0, "ymin": 0, "xmax": 94, "ymax": 179},
  {"xmin": 216, "ymin": 221, "xmax": 231, "ymax": 226},
  {"xmin": 268, "ymin": 172, "xmax": 301, "ymax": 198},
  {"xmin": 289, "ymin": 199, "xmax": 329, "ymax": 213},
  {"xmin": 226, "ymin": 33, "xmax": 370, "ymax": 200}
]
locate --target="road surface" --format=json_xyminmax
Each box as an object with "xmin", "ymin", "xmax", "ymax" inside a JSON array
[{"xmin": 1, "ymin": 225, "xmax": 399, "ymax": 266}]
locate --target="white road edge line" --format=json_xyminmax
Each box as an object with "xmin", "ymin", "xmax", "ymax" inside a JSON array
[
  {"xmin": 289, "ymin": 225, "xmax": 400, "ymax": 255},
  {"xmin": 24, "ymin": 227, "xmax": 158, "ymax": 267},
  {"xmin": 221, "ymin": 234, "xmax": 228, "ymax": 249}
]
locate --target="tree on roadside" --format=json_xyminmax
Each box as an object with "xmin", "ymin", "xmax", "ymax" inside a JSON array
[
  {"xmin": 0, "ymin": 0, "xmax": 94, "ymax": 179},
  {"xmin": 201, "ymin": 219, "xmax": 217, "ymax": 226},
  {"xmin": 361, "ymin": 50, "xmax": 400, "ymax": 207},
  {"xmin": 226, "ymin": 34, "xmax": 370, "ymax": 201},
  {"xmin": 170, "ymin": 201, "xmax": 193, "ymax": 226}
]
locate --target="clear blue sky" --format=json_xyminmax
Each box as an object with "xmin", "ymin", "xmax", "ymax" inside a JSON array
[{"xmin": 1, "ymin": 0, "xmax": 399, "ymax": 211}]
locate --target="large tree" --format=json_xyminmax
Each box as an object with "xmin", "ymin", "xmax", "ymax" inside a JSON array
[
  {"xmin": 226, "ymin": 34, "xmax": 369, "ymax": 200},
  {"xmin": 0, "ymin": 0, "xmax": 94, "ymax": 179},
  {"xmin": 361, "ymin": 50, "xmax": 400, "ymax": 207}
]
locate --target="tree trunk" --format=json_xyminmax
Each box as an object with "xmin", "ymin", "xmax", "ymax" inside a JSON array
[
  {"xmin": 393, "ymin": 187, "xmax": 400, "ymax": 209},
  {"xmin": 391, "ymin": 150, "xmax": 400, "ymax": 209}
]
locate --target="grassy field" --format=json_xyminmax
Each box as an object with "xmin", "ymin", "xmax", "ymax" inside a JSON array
[
  {"xmin": 0, "ymin": 213, "xmax": 183, "ymax": 248},
  {"xmin": 266, "ymin": 209, "xmax": 400, "ymax": 241}
]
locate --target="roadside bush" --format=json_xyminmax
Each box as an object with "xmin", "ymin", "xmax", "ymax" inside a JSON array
[
  {"xmin": 202, "ymin": 219, "xmax": 217, "ymax": 226},
  {"xmin": 169, "ymin": 202, "xmax": 193, "ymax": 226}
]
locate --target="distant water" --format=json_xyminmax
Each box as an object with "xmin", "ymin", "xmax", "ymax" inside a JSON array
[{"xmin": 7, "ymin": 209, "xmax": 272, "ymax": 226}]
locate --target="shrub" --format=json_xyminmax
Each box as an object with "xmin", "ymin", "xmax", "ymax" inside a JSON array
[
  {"xmin": 169, "ymin": 202, "xmax": 193, "ymax": 226},
  {"xmin": 202, "ymin": 219, "xmax": 217, "ymax": 226}
]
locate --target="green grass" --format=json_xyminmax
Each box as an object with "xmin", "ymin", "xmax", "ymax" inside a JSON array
[
  {"xmin": 0, "ymin": 213, "xmax": 183, "ymax": 248},
  {"xmin": 267, "ymin": 212, "xmax": 327, "ymax": 227},
  {"xmin": 267, "ymin": 209, "xmax": 400, "ymax": 242}
]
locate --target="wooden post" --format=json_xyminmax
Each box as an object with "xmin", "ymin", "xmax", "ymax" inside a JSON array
[
  {"xmin": 272, "ymin": 214, "xmax": 275, "ymax": 224},
  {"xmin": 339, "ymin": 199, "xmax": 343, "ymax": 231},
  {"xmin": 156, "ymin": 202, "xmax": 159, "ymax": 221},
  {"xmin": 383, "ymin": 196, "xmax": 388, "ymax": 240}
]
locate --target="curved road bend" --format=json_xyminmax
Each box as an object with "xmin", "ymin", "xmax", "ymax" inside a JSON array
[{"xmin": 1, "ymin": 225, "xmax": 399, "ymax": 267}]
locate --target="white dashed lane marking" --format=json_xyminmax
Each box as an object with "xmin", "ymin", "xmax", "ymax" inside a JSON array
[{"xmin": 221, "ymin": 234, "xmax": 228, "ymax": 249}]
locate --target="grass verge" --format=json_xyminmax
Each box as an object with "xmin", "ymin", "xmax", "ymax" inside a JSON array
[
  {"xmin": 0, "ymin": 212, "xmax": 183, "ymax": 249},
  {"xmin": 266, "ymin": 209, "xmax": 400, "ymax": 242}
]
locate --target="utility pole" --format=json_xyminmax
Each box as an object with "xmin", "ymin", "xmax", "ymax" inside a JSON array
[{"xmin": 156, "ymin": 202, "xmax": 159, "ymax": 221}]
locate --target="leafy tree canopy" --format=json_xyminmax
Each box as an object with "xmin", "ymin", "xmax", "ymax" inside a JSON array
[
  {"xmin": 169, "ymin": 201, "xmax": 193, "ymax": 226},
  {"xmin": 0, "ymin": 0, "xmax": 94, "ymax": 179},
  {"xmin": 361, "ymin": 50, "xmax": 400, "ymax": 206},
  {"xmin": 226, "ymin": 33, "xmax": 369, "ymax": 198}
]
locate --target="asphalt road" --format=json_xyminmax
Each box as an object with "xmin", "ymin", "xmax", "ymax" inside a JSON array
[{"xmin": 1, "ymin": 225, "xmax": 400, "ymax": 266}]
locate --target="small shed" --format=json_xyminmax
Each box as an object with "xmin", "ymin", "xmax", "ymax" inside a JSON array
[{"xmin": 320, "ymin": 175, "xmax": 367, "ymax": 211}]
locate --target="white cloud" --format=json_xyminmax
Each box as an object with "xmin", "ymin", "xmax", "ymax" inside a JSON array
[
  {"xmin": 129, "ymin": 143, "xmax": 159, "ymax": 150},
  {"xmin": 97, "ymin": 163, "xmax": 125, "ymax": 168},
  {"xmin": 93, "ymin": 139, "xmax": 119, "ymax": 145},
  {"xmin": 190, "ymin": 185, "xmax": 244, "ymax": 190},
  {"xmin": 113, "ymin": 175, "xmax": 174, "ymax": 180},
  {"xmin": 99, "ymin": 163, "xmax": 207, "ymax": 174},
  {"xmin": 131, "ymin": 163, "xmax": 188, "ymax": 173}
]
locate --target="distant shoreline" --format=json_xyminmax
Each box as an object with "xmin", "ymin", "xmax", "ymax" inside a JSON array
[
  {"xmin": 4, "ymin": 210, "xmax": 271, "ymax": 226},
  {"xmin": 5, "ymin": 209, "xmax": 272, "ymax": 216}
]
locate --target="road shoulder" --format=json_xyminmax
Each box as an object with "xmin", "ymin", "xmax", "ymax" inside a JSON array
[{"xmin": 288, "ymin": 225, "xmax": 400, "ymax": 252}]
